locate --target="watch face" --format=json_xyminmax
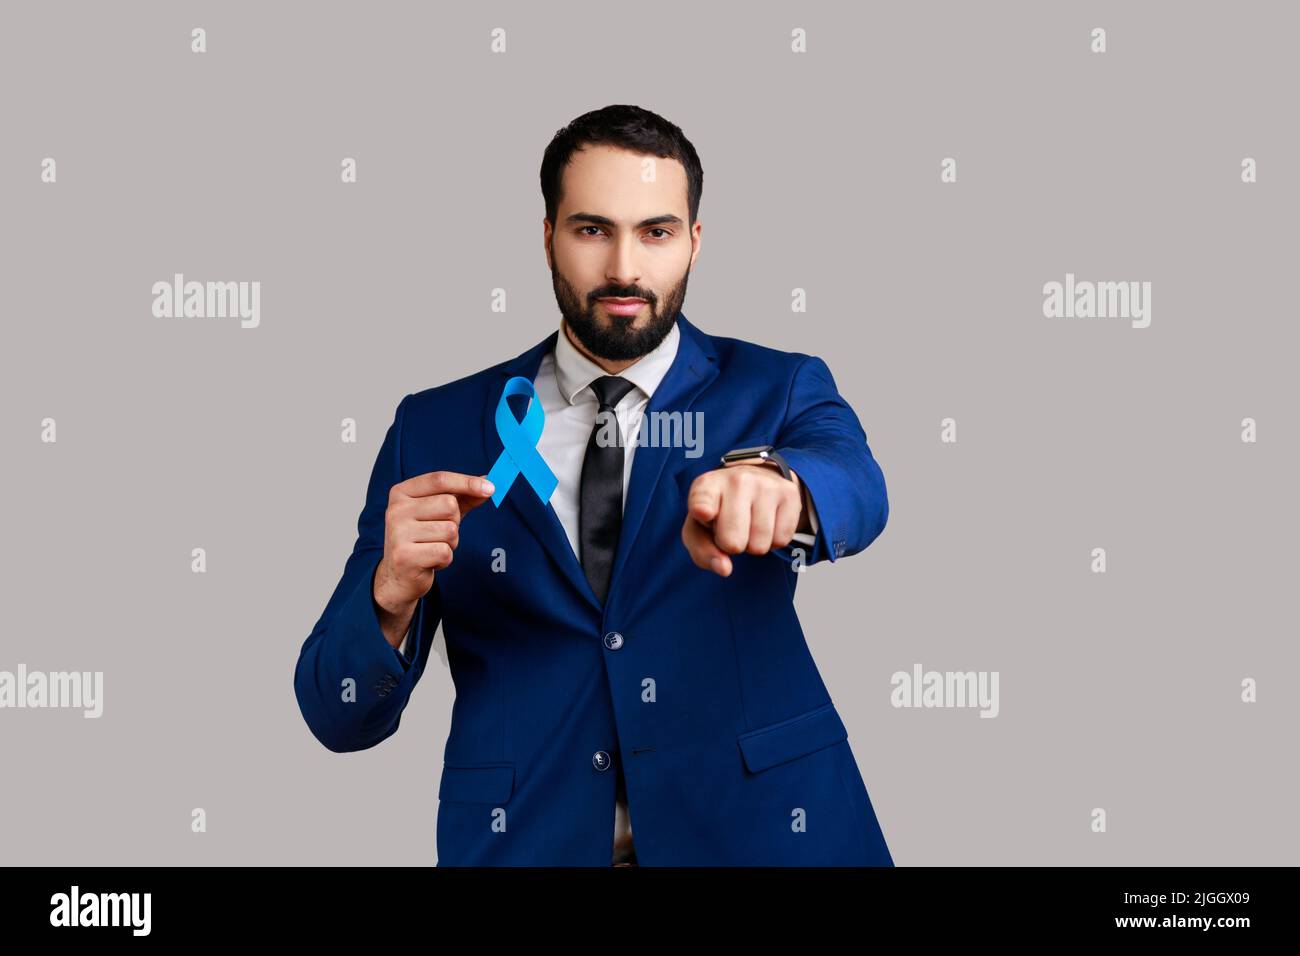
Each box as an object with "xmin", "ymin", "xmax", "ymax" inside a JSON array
[{"xmin": 725, "ymin": 445, "xmax": 772, "ymax": 460}]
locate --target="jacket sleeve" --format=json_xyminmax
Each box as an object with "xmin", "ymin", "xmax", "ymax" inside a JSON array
[
  {"xmin": 771, "ymin": 355, "xmax": 889, "ymax": 568},
  {"xmin": 293, "ymin": 392, "xmax": 442, "ymax": 752}
]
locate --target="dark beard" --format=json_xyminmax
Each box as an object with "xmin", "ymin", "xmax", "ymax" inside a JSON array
[{"xmin": 550, "ymin": 256, "xmax": 690, "ymax": 362}]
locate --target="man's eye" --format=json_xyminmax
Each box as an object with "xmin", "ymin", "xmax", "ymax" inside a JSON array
[
  {"xmin": 578, "ymin": 226, "xmax": 604, "ymax": 237},
  {"xmin": 647, "ymin": 228, "xmax": 670, "ymax": 239}
]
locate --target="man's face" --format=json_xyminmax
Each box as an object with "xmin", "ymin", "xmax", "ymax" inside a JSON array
[{"xmin": 545, "ymin": 143, "xmax": 701, "ymax": 362}]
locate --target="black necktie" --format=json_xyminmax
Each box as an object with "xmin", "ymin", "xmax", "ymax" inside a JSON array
[{"xmin": 579, "ymin": 375, "xmax": 637, "ymax": 604}]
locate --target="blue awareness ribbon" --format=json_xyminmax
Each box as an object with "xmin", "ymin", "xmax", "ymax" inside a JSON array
[{"xmin": 485, "ymin": 376, "xmax": 558, "ymax": 507}]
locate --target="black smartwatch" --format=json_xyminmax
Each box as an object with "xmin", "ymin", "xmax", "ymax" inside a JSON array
[{"xmin": 720, "ymin": 444, "xmax": 792, "ymax": 481}]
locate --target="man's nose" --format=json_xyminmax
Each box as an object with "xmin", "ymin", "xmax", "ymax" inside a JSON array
[{"xmin": 605, "ymin": 234, "xmax": 641, "ymax": 289}]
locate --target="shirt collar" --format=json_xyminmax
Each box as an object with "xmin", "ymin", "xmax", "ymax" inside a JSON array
[{"xmin": 553, "ymin": 316, "xmax": 681, "ymax": 406}]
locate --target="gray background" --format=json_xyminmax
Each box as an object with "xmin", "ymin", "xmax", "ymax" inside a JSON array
[{"xmin": 1, "ymin": 0, "xmax": 1296, "ymax": 865}]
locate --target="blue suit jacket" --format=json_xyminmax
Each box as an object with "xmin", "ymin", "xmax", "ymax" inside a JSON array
[{"xmin": 293, "ymin": 312, "xmax": 894, "ymax": 866}]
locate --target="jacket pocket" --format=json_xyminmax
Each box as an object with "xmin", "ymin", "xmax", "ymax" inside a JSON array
[
  {"xmin": 736, "ymin": 702, "xmax": 848, "ymax": 774},
  {"xmin": 438, "ymin": 762, "xmax": 515, "ymax": 803}
]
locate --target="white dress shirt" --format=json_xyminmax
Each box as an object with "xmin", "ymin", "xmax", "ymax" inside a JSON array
[{"xmin": 405, "ymin": 318, "xmax": 820, "ymax": 863}]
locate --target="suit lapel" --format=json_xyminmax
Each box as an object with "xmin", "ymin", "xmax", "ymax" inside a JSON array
[
  {"xmin": 605, "ymin": 314, "xmax": 718, "ymax": 608},
  {"xmin": 482, "ymin": 328, "xmax": 603, "ymax": 613}
]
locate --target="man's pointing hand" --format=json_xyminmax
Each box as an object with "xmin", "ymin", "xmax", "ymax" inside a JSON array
[{"xmin": 681, "ymin": 463, "xmax": 809, "ymax": 577}]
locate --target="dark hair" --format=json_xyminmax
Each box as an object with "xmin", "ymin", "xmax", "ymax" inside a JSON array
[{"xmin": 540, "ymin": 104, "xmax": 703, "ymax": 227}]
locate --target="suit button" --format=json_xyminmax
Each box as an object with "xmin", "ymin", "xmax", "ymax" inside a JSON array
[
  {"xmin": 592, "ymin": 751, "xmax": 611, "ymax": 771},
  {"xmin": 603, "ymin": 631, "xmax": 624, "ymax": 650}
]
